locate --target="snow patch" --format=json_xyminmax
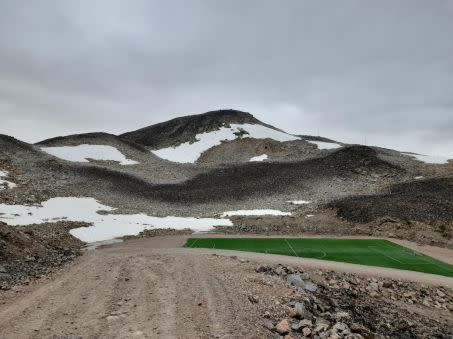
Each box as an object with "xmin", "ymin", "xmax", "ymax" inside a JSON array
[
  {"xmin": 41, "ymin": 145, "xmax": 138, "ymax": 165},
  {"xmin": 152, "ymin": 123, "xmax": 299, "ymax": 163},
  {"xmin": 414, "ymin": 176, "xmax": 424, "ymax": 180},
  {"xmin": 221, "ymin": 209, "xmax": 291, "ymax": 217},
  {"xmin": 0, "ymin": 170, "xmax": 16, "ymax": 190},
  {"xmin": 250, "ymin": 154, "xmax": 268, "ymax": 162},
  {"xmin": 308, "ymin": 141, "xmax": 342, "ymax": 150},
  {"xmin": 0, "ymin": 197, "xmax": 232, "ymax": 242},
  {"xmin": 403, "ymin": 153, "xmax": 451, "ymax": 164},
  {"xmin": 306, "ymin": 214, "xmax": 314, "ymax": 218},
  {"xmin": 287, "ymin": 200, "xmax": 311, "ymax": 205}
]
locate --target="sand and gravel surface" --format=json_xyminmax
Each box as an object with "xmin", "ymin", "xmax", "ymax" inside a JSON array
[
  {"xmin": 1, "ymin": 235, "xmax": 452, "ymax": 339},
  {"xmin": 0, "ymin": 237, "xmax": 280, "ymax": 339}
]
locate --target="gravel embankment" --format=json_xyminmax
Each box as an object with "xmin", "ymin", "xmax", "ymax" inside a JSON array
[{"xmin": 0, "ymin": 221, "xmax": 86, "ymax": 290}]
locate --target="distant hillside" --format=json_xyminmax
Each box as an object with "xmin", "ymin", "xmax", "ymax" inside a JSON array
[
  {"xmin": 36, "ymin": 132, "xmax": 148, "ymax": 153},
  {"xmin": 298, "ymin": 135, "xmax": 338, "ymax": 143},
  {"xmin": 329, "ymin": 177, "xmax": 453, "ymax": 223},
  {"xmin": 0, "ymin": 134, "xmax": 39, "ymax": 155},
  {"xmin": 120, "ymin": 109, "xmax": 274, "ymax": 149}
]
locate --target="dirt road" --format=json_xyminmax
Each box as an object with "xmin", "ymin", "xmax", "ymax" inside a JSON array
[
  {"xmin": 1, "ymin": 236, "xmax": 452, "ymax": 338},
  {"xmin": 0, "ymin": 237, "xmax": 279, "ymax": 339}
]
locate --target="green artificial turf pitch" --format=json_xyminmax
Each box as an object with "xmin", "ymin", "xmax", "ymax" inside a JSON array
[{"xmin": 184, "ymin": 238, "xmax": 453, "ymax": 277}]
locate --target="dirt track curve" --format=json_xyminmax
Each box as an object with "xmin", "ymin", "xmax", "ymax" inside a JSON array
[{"xmin": 1, "ymin": 236, "xmax": 452, "ymax": 339}]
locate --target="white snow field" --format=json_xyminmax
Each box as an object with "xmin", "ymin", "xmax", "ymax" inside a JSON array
[
  {"xmin": 152, "ymin": 123, "xmax": 299, "ymax": 163},
  {"xmin": 41, "ymin": 145, "xmax": 138, "ymax": 165},
  {"xmin": 0, "ymin": 170, "xmax": 16, "ymax": 190},
  {"xmin": 308, "ymin": 141, "xmax": 342, "ymax": 150},
  {"xmin": 221, "ymin": 209, "xmax": 291, "ymax": 217},
  {"xmin": 287, "ymin": 200, "xmax": 311, "ymax": 205},
  {"xmin": 250, "ymin": 154, "xmax": 268, "ymax": 162},
  {"xmin": 403, "ymin": 152, "xmax": 451, "ymax": 164},
  {"xmin": 0, "ymin": 197, "xmax": 232, "ymax": 242}
]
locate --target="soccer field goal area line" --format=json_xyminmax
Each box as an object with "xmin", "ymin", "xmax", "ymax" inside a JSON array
[
  {"xmin": 368, "ymin": 246, "xmax": 404, "ymax": 264},
  {"xmin": 188, "ymin": 238, "xmax": 199, "ymax": 248},
  {"xmin": 284, "ymin": 239, "xmax": 328, "ymax": 259},
  {"xmin": 284, "ymin": 238, "xmax": 299, "ymax": 257},
  {"xmin": 379, "ymin": 243, "xmax": 453, "ymax": 272}
]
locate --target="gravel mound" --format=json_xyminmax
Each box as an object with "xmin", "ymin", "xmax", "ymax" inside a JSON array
[
  {"xmin": 254, "ymin": 262, "xmax": 453, "ymax": 338},
  {"xmin": 0, "ymin": 221, "xmax": 86, "ymax": 290},
  {"xmin": 329, "ymin": 177, "xmax": 453, "ymax": 223}
]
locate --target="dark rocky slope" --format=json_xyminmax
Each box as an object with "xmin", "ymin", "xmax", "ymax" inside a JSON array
[
  {"xmin": 146, "ymin": 146, "xmax": 403, "ymax": 203},
  {"xmin": 120, "ymin": 109, "xmax": 273, "ymax": 148},
  {"xmin": 36, "ymin": 132, "xmax": 149, "ymax": 153},
  {"xmin": 329, "ymin": 177, "xmax": 453, "ymax": 223}
]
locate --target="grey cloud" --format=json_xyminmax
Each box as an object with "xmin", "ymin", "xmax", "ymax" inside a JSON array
[{"xmin": 0, "ymin": 0, "xmax": 452, "ymax": 156}]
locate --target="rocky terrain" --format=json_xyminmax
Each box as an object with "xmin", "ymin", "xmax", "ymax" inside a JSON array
[
  {"xmin": 0, "ymin": 237, "xmax": 451, "ymax": 338},
  {"xmin": 253, "ymin": 261, "xmax": 453, "ymax": 338},
  {"xmin": 120, "ymin": 109, "xmax": 268, "ymax": 149},
  {"xmin": 0, "ymin": 109, "xmax": 452, "ymax": 338},
  {"xmin": 1, "ymin": 111, "xmax": 452, "ymax": 233},
  {"xmin": 1, "ymin": 110, "xmax": 452, "ymax": 244},
  {"xmin": 0, "ymin": 221, "xmax": 85, "ymax": 290},
  {"xmin": 329, "ymin": 177, "xmax": 453, "ymax": 224}
]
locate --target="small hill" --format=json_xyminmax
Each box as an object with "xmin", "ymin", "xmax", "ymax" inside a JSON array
[
  {"xmin": 0, "ymin": 134, "xmax": 40, "ymax": 156},
  {"xmin": 329, "ymin": 177, "xmax": 453, "ymax": 223},
  {"xmin": 35, "ymin": 132, "xmax": 166, "ymax": 169},
  {"xmin": 36, "ymin": 132, "xmax": 148, "ymax": 153},
  {"xmin": 120, "ymin": 109, "xmax": 276, "ymax": 149},
  {"xmin": 145, "ymin": 145, "xmax": 403, "ymax": 203}
]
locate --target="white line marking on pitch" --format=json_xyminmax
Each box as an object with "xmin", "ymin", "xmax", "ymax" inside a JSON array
[
  {"xmin": 189, "ymin": 238, "xmax": 199, "ymax": 248},
  {"xmin": 317, "ymin": 249, "xmax": 327, "ymax": 259},
  {"xmin": 284, "ymin": 239, "xmax": 299, "ymax": 257},
  {"xmin": 368, "ymin": 246, "xmax": 403, "ymax": 264}
]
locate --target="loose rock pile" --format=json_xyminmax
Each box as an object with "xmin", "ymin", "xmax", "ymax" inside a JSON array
[
  {"xmin": 255, "ymin": 264, "xmax": 453, "ymax": 338},
  {"xmin": 0, "ymin": 221, "xmax": 85, "ymax": 290}
]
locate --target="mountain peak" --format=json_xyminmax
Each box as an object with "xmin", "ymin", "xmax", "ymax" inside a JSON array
[{"xmin": 120, "ymin": 109, "xmax": 264, "ymax": 148}]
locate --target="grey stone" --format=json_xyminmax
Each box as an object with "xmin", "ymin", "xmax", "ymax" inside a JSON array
[
  {"xmin": 263, "ymin": 319, "xmax": 274, "ymax": 330},
  {"xmin": 287, "ymin": 274, "xmax": 305, "ymax": 288},
  {"xmin": 294, "ymin": 302, "xmax": 313, "ymax": 320},
  {"xmin": 286, "ymin": 274, "xmax": 318, "ymax": 292}
]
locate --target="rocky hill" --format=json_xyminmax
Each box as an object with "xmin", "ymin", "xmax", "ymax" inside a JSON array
[
  {"xmin": 120, "ymin": 109, "xmax": 269, "ymax": 148},
  {"xmin": 0, "ymin": 110, "xmax": 451, "ymax": 244},
  {"xmin": 1, "ymin": 110, "xmax": 453, "ymax": 339}
]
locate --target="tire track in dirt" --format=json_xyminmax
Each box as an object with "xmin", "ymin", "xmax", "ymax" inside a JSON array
[{"xmin": 4, "ymin": 234, "xmax": 451, "ymax": 338}]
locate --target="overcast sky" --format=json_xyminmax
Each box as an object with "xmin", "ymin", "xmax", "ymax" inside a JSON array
[{"xmin": 0, "ymin": 0, "xmax": 452, "ymax": 156}]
